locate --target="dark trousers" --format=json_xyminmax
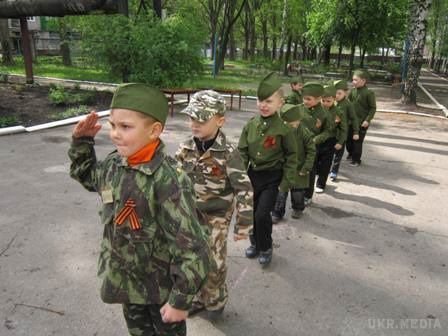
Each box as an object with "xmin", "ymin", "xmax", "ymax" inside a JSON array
[
  {"xmin": 305, "ymin": 155, "xmax": 318, "ymax": 199},
  {"xmin": 351, "ymin": 127, "xmax": 368, "ymax": 163},
  {"xmin": 346, "ymin": 126, "xmax": 368, "ymax": 163},
  {"xmin": 248, "ymin": 168, "xmax": 282, "ymax": 252},
  {"xmin": 316, "ymin": 137, "xmax": 337, "ymax": 189},
  {"xmin": 331, "ymin": 146, "xmax": 345, "ymax": 175},
  {"xmin": 273, "ymin": 188, "xmax": 305, "ymax": 217},
  {"xmin": 122, "ymin": 303, "xmax": 186, "ymax": 336}
]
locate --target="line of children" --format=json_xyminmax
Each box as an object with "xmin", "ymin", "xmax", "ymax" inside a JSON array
[{"xmin": 176, "ymin": 90, "xmax": 253, "ymax": 320}]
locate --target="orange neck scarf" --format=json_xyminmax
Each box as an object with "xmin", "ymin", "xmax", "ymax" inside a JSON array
[{"xmin": 127, "ymin": 139, "xmax": 160, "ymax": 167}]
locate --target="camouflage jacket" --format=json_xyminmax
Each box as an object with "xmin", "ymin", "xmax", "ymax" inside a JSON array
[
  {"xmin": 238, "ymin": 113, "xmax": 299, "ymax": 192},
  {"xmin": 68, "ymin": 138, "xmax": 209, "ymax": 310},
  {"xmin": 175, "ymin": 131, "xmax": 253, "ymax": 236}
]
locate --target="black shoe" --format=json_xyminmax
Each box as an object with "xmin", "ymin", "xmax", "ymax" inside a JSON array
[
  {"xmin": 258, "ymin": 249, "xmax": 272, "ymax": 267},
  {"xmin": 346, "ymin": 154, "xmax": 352, "ymax": 161},
  {"xmin": 349, "ymin": 161, "xmax": 360, "ymax": 167},
  {"xmin": 291, "ymin": 209, "xmax": 302, "ymax": 219},
  {"xmin": 245, "ymin": 245, "xmax": 259, "ymax": 258},
  {"xmin": 207, "ymin": 307, "xmax": 224, "ymax": 321}
]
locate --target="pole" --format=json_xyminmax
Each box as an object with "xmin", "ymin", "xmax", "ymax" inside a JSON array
[
  {"xmin": 19, "ymin": 17, "xmax": 34, "ymax": 84},
  {"xmin": 212, "ymin": 33, "xmax": 218, "ymax": 78}
]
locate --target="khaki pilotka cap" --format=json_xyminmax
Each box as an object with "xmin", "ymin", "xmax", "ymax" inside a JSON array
[
  {"xmin": 181, "ymin": 90, "xmax": 226, "ymax": 122},
  {"xmin": 302, "ymin": 82, "xmax": 324, "ymax": 97},
  {"xmin": 353, "ymin": 69, "xmax": 370, "ymax": 80},
  {"xmin": 334, "ymin": 79, "xmax": 348, "ymax": 90},
  {"xmin": 257, "ymin": 72, "xmax": 282, "ymax": 100},
  {"xmin": 280, "ymin": 104, "xmax": 304, "ymax": 122},
  {"xmin": 290, "ymin": 76, "xmax": 304, "ymax": 84},
  {"xmin": 322, "ymin": 85, "xmax": 336, "ymax": 97},
  {"xmin": 110, "ymin": 83, "xmax": 169, "ymax": 125}
]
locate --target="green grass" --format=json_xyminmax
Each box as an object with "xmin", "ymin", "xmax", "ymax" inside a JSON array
[
  {"xmin": 50, "ymin": 105, "xmax": 90, "ymax": 120},
  {"xmin": 0, "ymin": 56, "xmax": 116, "ymax": 83},
  {"xmin": 0, "ymin": 116, "xmax": 21, "ymax": 127}
]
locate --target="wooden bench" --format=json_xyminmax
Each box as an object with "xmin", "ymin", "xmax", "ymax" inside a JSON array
[
  {"xmin": 162, "ymin": 87, "xmax": 243, "ymax": 117},
  {"xmin": 162, "ymin": 88, "xmax": 199, "ymax": 117}
]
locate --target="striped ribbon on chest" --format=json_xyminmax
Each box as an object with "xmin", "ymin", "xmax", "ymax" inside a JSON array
[{"xmin": 114, "ymin": 199, "xmax": 142, "ymax": 230}]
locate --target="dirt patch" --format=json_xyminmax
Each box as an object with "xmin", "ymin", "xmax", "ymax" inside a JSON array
[{"xmin": 0, "ymin": 83, "xmax": 113, "ymax": 127}]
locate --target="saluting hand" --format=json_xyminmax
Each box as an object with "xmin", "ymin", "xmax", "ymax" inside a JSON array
[{"xmin": 72, "ymin": 111, "xmax": 102, "ymax": 138}]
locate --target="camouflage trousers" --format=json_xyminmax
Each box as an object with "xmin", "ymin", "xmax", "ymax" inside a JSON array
[
  {"xmin": 195, "ymin": 215, "xmax": 230, "ymax": 311},
  {"xmin": 122, "ymin": 303, "xmax": 186, "ymax": 336}
]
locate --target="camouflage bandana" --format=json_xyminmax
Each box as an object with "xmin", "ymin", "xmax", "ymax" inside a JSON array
[{"xmin": 181, "ymin": 90, "xmax": 226, "ymax": 122}]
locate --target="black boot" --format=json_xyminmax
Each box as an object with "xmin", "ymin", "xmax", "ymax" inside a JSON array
[
  {"xmin": 245, "ymin": 234, "xmax": 258, "ymax": 258},
  {"xmin": 258, "ymin": 248, "xmax": 272, "ymax": 267}
]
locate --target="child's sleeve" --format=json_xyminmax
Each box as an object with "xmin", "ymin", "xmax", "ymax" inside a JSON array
[
  {"xmin": 301, "ymin": 127, "xmax": 316, "ymax": 175},
  {"xmin": 279, "ymin": 129, "xmax": 299, "ymax": 192},
  {"xmin": 336, "ymin": 110, "xmax": 348, "ymax": 146},
  {"xmin": 237, "ymin": 124, "xmax": 250, "ymax": 170},
  {"xmin": 226, "ymin": 147, "xmax": 253, "ymax": 236},
  {"xmin": 314, "ymin": 113, "xmax": 335, "ymax": 145},
  {"xmin": 158, "ymin": 172, "xmax": 209, "ymax": 310},
  {"xmin": 366, "ymin": 90, "xmax": 377, "ymax": 123},
  {"xmin": 68, "ymin": 137, "xmax": 101, "ymax": 192},
  {"xmin": 347, "ymin": 102, "xmax": 360, "ymax": 133}
]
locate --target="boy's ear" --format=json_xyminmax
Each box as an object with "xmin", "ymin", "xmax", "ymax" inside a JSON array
[
  {"xmin": 150, "ymin": 121, "xmax": 163, "ymax": 138},
  {"xmin": 217, "ymin": 116, "xmax": 226, "ymax": 127}
]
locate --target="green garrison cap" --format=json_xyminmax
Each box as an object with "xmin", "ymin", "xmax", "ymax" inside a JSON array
[
  {"xmin": 110, "ymin": 83, "xmax": 169, "ymax": 125},
  {"xmin": 280, "ymin": 104, "xmax": 303, "ymax": 122},
  {"xmin": 334, "ymin": 79, "xmax": 348, "ymax": 90},
  {"xmin": 302, "ymin": 82, "xmax": 324, "ymax": 97},
  {"xmin": 257, "ymin": 72, "xmax": 282, "ymax": 100},
  {"xmin": 290, "ymin": 76, "xmax": 304, "ymax": 84},
  {"xmin": 353, "ymin": 69, "xmax": 370, "ymax": 80},
  {"xmin": 323, "ymin": 85, "xmax": 336, "ymax": 97},
  {"xmin": 181, "ymin": 90, "xmax": 226, "ymax": 122}
]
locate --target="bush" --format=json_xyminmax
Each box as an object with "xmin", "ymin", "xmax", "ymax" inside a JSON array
[
  {"xmin": 49, "ymin": 85, "xmax": 95, "ymax": 105},
  {"xmin": 51, "ymin": 105, "xmax": 90, "ymax": 120},
  {"xmin": 0, "ymin": 115, "xmax": 20, "ymax": 127},
  {"xmin": 75, "ymin": 13, "xmax": 205, "ymax": 87}
]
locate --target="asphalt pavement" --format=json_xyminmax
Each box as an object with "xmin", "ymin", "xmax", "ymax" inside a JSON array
[{"xmin": 1, "ymin": 99, "xmax": 448, "ymax": 336}]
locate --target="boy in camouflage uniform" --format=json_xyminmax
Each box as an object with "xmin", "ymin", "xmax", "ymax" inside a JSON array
[
  {"xmin": 68, "ymin": 83, "xmax": 209, "ymax": 336},
  {"xmin": 271, "ymin": 104, "xmax": 316, "ymax": 221},
  {"xmin": 238, "ymin": 72, "xmax": 298, "ymax": 267},
  {"xmin": 176, "ymin": 90, "xmax": 253, "ymax": 320}
]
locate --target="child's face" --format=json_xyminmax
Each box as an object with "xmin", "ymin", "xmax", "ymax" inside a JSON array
[
  {"xmin": 352, "ymin": 75, "xmax": 366, "ymax": 88},
  {"xmin": 321, "ymin": 96, "xmax": 335, "ymax": 109},
  {"xmin": 257, "ymin": 91, "xmax": 284, "ymax": 117},
  {"xmin": 288, "ymin": 120, "xmax": 300, "ymax": 129},
  {"xmin": 335, "ymin": 89, "xmax": 346, "ymax": 102},
  {"xmin": 303, "ymin": 95, "xmax": 321, "ymax": 109},
  {"xmin": 291, "ymin": 83, "xmax": 303, "ymax": 91},
  {"xmin": 189, "ymin": 115, "xmax": 225, "ymax": 141},
  {"xmin": 108, "ymin": 108, "xmax": 160, "ymax": 157}
]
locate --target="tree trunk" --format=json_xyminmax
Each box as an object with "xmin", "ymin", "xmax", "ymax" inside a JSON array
[
  {"xmin": 402, "ymin": 0, "xmax": 432, "ymax": 105},
  {"xmin": 59, "ymin": 18, "xmax": 71, "ymax": 66},
  {"xmin": 0, "ymin": 19, "xmax": 14, "ymax": 65},
  {"xmin": 360, "ymin": 47, "xmax": 366, "ymax": 67},
  {"xmin": 293, "ymin": 39, "xmax": 298, "ymax": 60},
  {"xmin": 348, "ymin": 42, "xmax": 356, "ymax": 79},
  {"xmin": 229, "ymin": 27, "xmax": 236, "ymax": 60},
  {"xmin": 152, "ymin": 0, "xmax": 162, "ymax": 18},
  {"xmin": 337, "ymin": 42, "xmax": 343, "ymax": 68},
  {"xmin": 283, "ymin": 34, "xmax": 292, "ymax": 75},
  {"xmin": 272, "ymin": 36, "xmax": 277, "ymax": 60},
  {"xmin": 261, "ymin": 18, "xmax": 269, "ymax": 58},
  {"xmin": 322, "ymin": 42, "xmax": 331, "ymax": 65}
]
